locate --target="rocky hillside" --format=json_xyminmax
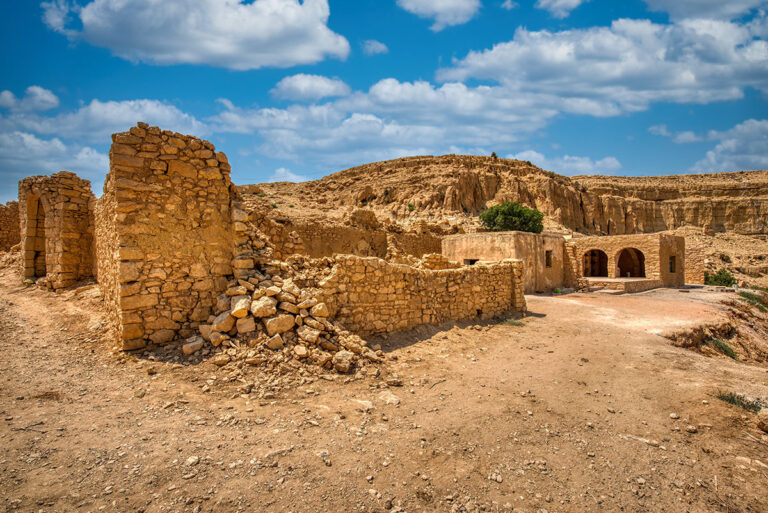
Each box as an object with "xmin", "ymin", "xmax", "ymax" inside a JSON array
[{"xmin": 240, "ymin": 155, "xmax": 768, "ymax": 236}]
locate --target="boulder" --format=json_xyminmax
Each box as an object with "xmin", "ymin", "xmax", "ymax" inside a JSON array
[
  {"xmin": 230, "ymin": 295, "xmax": 251, "ymax": 318},
  {"xmin": 211, "ymin": 310, "xmax": 235, "ymax": 332},
  {"xmin": 250, "ymin": 296, "xmax": 278, "ymax": 317},
  {"xmin": 297, "ymin": 325, "xmax": 320, "ymax": 344},
  {"xmin": 182, "ymin": 336, "xmax": 204, "ymax": 355},
  {"xmin": 310, "ymin": 302, "xmax": 330, "ymax": 317},
  {"xmin": 266, "ymin": 334, "xmax": 284, "ymax": 350},
  {"xmin": 236, "ymin": 316, "xmax": 256, "ymax": 334},
  {"xmin": 333, "ymin": 350, "xmax": 355, "ymax": 373},
  {"xmin": 758, "ymin": 409, "xmax": 768, "ymax": 433},
  {"xmin": 263, "ymin": 314, "xmax": 295, "ymax": 336}
]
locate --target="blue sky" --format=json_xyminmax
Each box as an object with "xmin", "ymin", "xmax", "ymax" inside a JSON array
[{"xmin": 1, "ymin": 0, "xmax": 767, "ymax": 203}]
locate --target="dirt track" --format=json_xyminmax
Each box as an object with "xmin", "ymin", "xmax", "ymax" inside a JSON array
[{"xmin": 1, "ymin": 271, "xmax": 767, "ymax": 513}]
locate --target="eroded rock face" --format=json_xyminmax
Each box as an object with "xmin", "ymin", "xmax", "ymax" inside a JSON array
[{"xmin": 239, "ymin": 155, "xmax": 768, "ymax": 236}]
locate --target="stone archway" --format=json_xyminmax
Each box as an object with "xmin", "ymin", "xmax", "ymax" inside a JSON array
[
  {"xmin": 616, "ymin": 248, "xmax": 645, "ymax": 278},
  {"xmin": 24, "ymin": 194, "xmax": 47, "ymax": 279},
  {"xmin": 583, "ymin": 249, "xmax": 608, "ymax": 277}
]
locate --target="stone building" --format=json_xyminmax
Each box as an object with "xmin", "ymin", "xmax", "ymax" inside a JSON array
[
  {"xmin": 442, "ymin": 231, "xmax": 565, "ymax": 293},
  {"xmin": 18, "ymin": 172, "xmax": 95, "ymax": 290},
  {"xmin": 442, "ymin": 231, "xmax": 687, "ymax": 293},
  {"xmin": 0, "ymin": 201, "xmax": 20, "ymax": 251},
  {"xmin": 16, "ymin": 123, "xmax": 528, "ymax": 351}
]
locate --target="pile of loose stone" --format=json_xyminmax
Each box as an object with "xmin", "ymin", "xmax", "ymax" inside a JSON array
[{"xmin": 182, "ymin": 269, "xmax": 383, "ymax": 374}]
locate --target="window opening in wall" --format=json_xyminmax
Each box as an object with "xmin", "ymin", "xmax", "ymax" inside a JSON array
[
  {"xmin": 545, "ymin": 250, "xmax": 552, "ymax": 268},
  {"xmin": 669, "ymin": 255, "xmax": 676, "ymax": 273}
]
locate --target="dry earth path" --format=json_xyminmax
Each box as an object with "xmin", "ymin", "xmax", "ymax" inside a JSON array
[{"xmin": 1, "ymin": 273, "xmax": 767, "ymax": 513}]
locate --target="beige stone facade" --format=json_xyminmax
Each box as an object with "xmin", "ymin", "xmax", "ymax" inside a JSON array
[
  {"xmin": 0, "ymin": 201, "xmax": 20, "ymax": 251},
  {"xmin": 567, "ymin": 233, "xmax": 686, "ymax": 287},
  {"xmin": 19, "ymin": 172, "xmax": 95, "ymax": 290},
  {"xmin": 442, "ymin": 231, "xmax": 566, "ymax": 293}
]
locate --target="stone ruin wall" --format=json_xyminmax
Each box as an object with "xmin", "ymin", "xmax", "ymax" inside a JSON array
[
  {"xmin": 96, "ymin": 123, "xmax": 236, "ymax": 350},
  {"xmin": 19, "ymin": 172, "xmax": 95, "ymax": 290},
  {"xmin": 0, "ymin": 201, "xmax": 20, "ymax": 251},
  {"xmin": 317, "ymin": 256, "xmax": 526, "ymax": 337}
]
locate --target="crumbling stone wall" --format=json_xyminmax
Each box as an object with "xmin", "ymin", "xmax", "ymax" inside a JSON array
[
  {"xmin": 0, "ymin": 201, "xmax": 20, "ymax": 251},
  {"xmin": 19, "ymin": 172, "xmax": 95, "ymax": 290},
  {"xmin": 568, "ymin": 233, "xmax": 686, "ymax": 287},
  {"xmin": 97, "ymin": 123, "xmax": 236, "ymax": 349},
  {"xmin": 318, "ymin": 256, "xmax": 526, "ymax": 336}
]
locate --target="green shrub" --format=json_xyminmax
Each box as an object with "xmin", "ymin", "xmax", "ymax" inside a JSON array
[
  {"xmin": 716, "ymin": 392, "xmax": 764, "ymax": 413},
  {"xmin": 705, "ymin": 338, "xmax": 737, "ymax": 359},
  {"xmin": 738, "ymin": 291, "xmax": 768, "ymax": 312},
  {"xmin": 704, "ymin": 269, "xmax": 736, "ymax": 286},
  {"xmin": 480, "ymin": 201, "xmax": 544, "ymax": 234}
]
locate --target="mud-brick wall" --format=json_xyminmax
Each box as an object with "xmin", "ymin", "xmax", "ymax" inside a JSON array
[
  {"xmin": 0, "ymin": 201, "xmax": 20, "ymax": 251},
  {"xmin": 19, "ymin": 172, "xmax": 95, "ymax": 290},
  {"xmin": 318, "ymin": 256, "xmax": 526, "ymax": 336},
  {"xmin": 99, "ymin": 123, "xmax": 235, "ymax": 350}
]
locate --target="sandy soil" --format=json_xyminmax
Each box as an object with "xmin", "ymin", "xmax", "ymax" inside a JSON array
[{"xmin": 2, "ymin": 272, "xmax": 768, "ymax": 513}]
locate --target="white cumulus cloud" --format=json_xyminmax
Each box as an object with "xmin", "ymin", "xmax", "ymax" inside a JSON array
[
  {"xmin": 693, "ymin": 119, "xmax": 768, "ymax": 171},
  {"xmin": 438, "ymin": 17, "xmax": 768, "ymax": 115},
  {"xmin": 509, "ymin": 150, "xmax": 621, "ymax": 175},
  {"xmin": 271, "ymin": 74, "xmax": 351, "ymax": 101},
  {"xmin": 397, "ymin": 0, "xmax": 481, "ymax": 31},
  {"xmin": 268, "ymin": 167, "xmax": 309, "ymax": 182},
  {"xmin": 535, "ymin": 0, "xmax": 588, "ymax": 19},
  {"xmin": 42, "ymin": 0, "xmax": 350, "ymax": 70},
  {"xmin": 1, "ymin": 98, "xmax": 206, "ymax": 141},
  {"xmin": 0, "ymin": 86, "xmax": 60, "ymax": 112},
  {"xmin": 363, "ymin": 40, "xmax": 389, "ymax": 55},
  {"xmin": 643, "ymin": 0, "xmax": 768, "ymax": 21}
]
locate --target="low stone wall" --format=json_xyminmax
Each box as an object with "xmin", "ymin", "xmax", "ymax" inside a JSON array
[
  {"xmin": 318, "ymin": 256, "xmax": 526, "ymax": 336},
  {"xmin": 98, "ymin": 123, "xmax": 236, "ymax": 349},
  {"xmin": 19, "ymin": 172, "xmax": 95, "ymax": 289},
  {"xmin": 0, "ymin": 201, "xmax": 20, "ymax": 251}
]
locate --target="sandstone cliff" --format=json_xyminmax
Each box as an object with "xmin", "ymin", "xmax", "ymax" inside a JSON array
[{"xmin": 240, "ymin": 156, "xmax": 768, "ymax": 236}]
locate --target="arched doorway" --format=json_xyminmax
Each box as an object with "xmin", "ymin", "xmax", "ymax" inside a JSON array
[
  {"xmin": 583, "ymin": 249, "xmax": 608, "ymax": 277},
  {"xmin": 616, "ymin": 248, "xmax": 645, "ymax": 278},
  {"xmin": 24, "ymin": 195, "xmax": 47, "ymax": 278}
]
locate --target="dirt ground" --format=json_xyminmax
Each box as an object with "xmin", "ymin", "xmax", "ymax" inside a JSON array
[{"xmin": 2, "ymin": 269, "xmax": 768, "ymax": 513}]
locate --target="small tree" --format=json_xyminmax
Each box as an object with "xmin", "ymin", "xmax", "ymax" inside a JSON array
[
  {"xmin": 480, "ymin": 201, "xmax": 544, "ymax": 233},
  {"xmin": 704, "ymin": 269, "xmax": 736, "ymax": 286}
]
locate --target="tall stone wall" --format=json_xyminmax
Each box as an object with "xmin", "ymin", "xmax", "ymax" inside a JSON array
[
  {"xmin": 0, "ymin": 201, "xmax": 20, "ymax": 251},
  {"xmin": 317, "ymin": 256, "xmax": 526, "ymax": 336},
  {"xmin": 98, "ymin": 123, "xmax": 236, "ymax": 349},
  {"xmin": 18, "ymin": 172, "xmax": 95, "ymax": 290}
]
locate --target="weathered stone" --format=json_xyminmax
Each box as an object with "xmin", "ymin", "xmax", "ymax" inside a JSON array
[
  {"xmin": 297, "ymin": 325, "xmax": 320, "ymax": 344},
  {"xmin": 263, "ymin": 314, "xmax": 295, "ymax": 336},
  {"xmin": 333, "ymin": 350, "xmax": 355, "ymax": 373},
  {"xmin": 266, "ymin": 334, "xmax": 284, "ymax": 349},
  {"xmin": 250, "ymin": 296, "xmax": 278, "ymax": 317},
  {"xmin": 310, "ymin": 302, "xmax": 330, "ymax": 317},
  {"xmin": 230, "ymin": 295, "xmax": 251, "ymax": 318},
  {"xmin": 183, "ymin": 336, "xmax": 204, "ymax": 355},
  {"xmin": 236, "ymin": 316, "xmax": 256, "ymax": 334},
  {"xmin": 211, "ymin": 311, "xmax": 235, "ymax": 332}
]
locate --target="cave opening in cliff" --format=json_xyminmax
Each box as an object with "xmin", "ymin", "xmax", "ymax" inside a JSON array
[
  {"xmin": 617, "ymin": 248, "xmax": 646, "ymax": 278},
  {"xmin": 583, "ymin": 249, "xmax": 608, "ymax": 277}
]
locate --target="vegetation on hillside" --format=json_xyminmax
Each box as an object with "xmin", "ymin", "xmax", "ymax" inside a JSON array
[{"xmin": 480, "ymin": 202, "xmax": 544, "ymax": 234}]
